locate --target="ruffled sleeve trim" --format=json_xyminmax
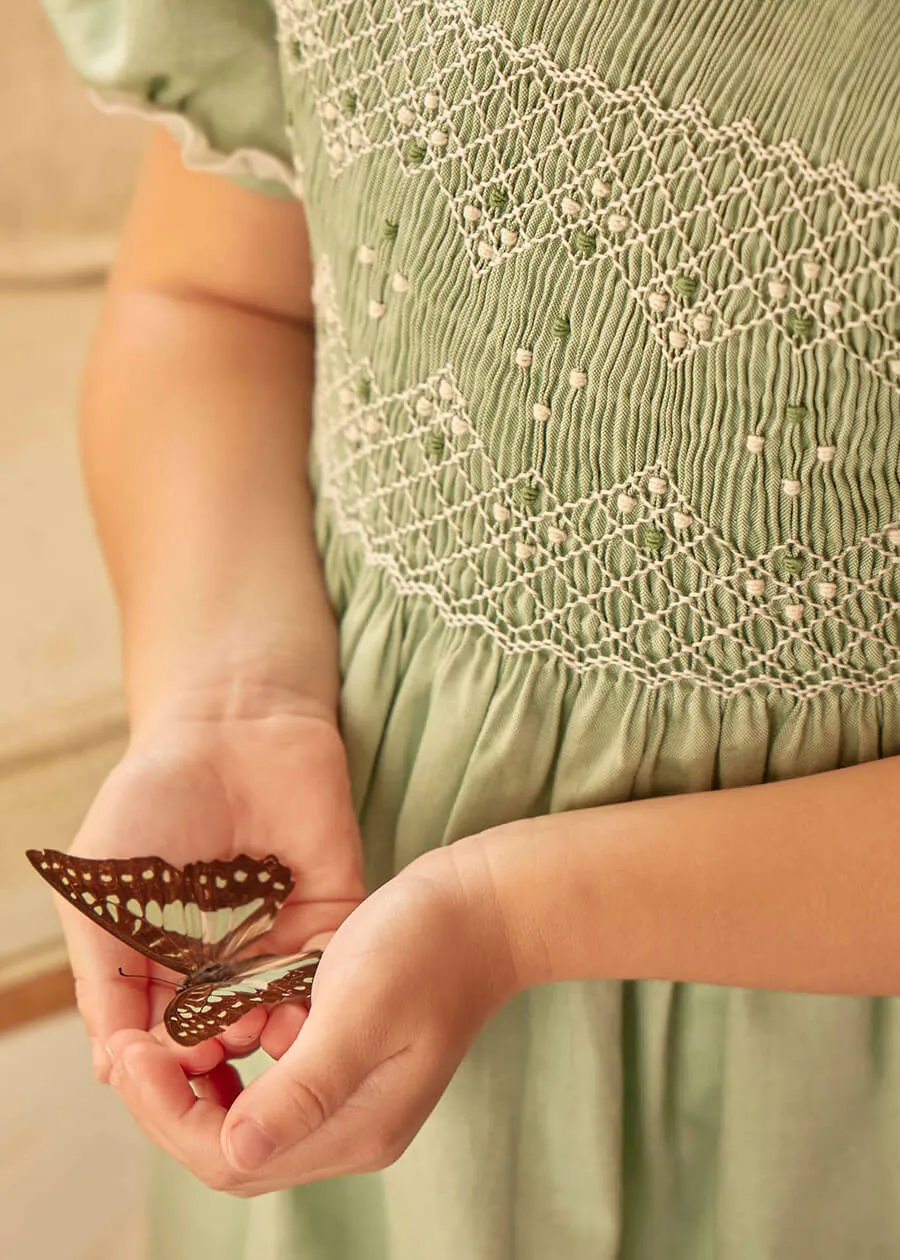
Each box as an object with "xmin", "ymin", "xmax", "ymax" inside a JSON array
[{"xmin": 89, "ymin": 90, "xmax": 305, "ymax": 199}]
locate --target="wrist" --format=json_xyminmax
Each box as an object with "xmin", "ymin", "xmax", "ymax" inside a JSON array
[
  {"xmin": 417, "ymin": 832, "xmax": 536, "ymax": 1006},
  {"xmin": 127, "ymin": 638, "xmax": 340, "ymax": 742},
  {"xmin": 445, "ymin": 821, "xmax": 584, "ymax": 993}
]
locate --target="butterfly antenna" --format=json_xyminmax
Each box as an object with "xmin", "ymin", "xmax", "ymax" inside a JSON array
[{"xmin": 117, "ymin": 967, "xmax": 179, "ymax": 990}]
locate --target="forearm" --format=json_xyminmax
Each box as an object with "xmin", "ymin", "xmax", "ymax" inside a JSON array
[
  {"xmin": 458, "ymin": 756, "xmax": 900, "ymax": 997},
  {"xmin": 81, "ymin": 290, "xmax": 335, "ymax": 726},
  {"xmin": 79, "ymin": 129, "xmax": 336, "ymax": 731}
]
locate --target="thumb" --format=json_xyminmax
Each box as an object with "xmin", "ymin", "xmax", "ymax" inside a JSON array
[{"xmin": 220, "ymin": 999, "xmax": 390, "ymax": 1174}]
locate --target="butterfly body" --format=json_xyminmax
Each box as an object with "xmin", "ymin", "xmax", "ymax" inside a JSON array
[
  {"xmin": 180, "ymin": 960, "xmax": 235, "ymax": 987},
  {"xmin": 26, "ymin": 848, "xmax": 322, "ymax": 1045}
]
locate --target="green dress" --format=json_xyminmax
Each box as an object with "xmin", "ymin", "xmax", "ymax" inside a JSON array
[{"xmin": 41, "ymin": 0, "xmax": 900, "ymax": 1254}]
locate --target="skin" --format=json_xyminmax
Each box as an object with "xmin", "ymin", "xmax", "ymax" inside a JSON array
[{"xmin": 66, "ymin": 126, "xmax": 900, "ymax": 1196}]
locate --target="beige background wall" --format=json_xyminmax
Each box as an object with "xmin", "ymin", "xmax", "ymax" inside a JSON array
[
  {"xmin": 0, "ymin": 0, "xmax": 146, "ymax": 281},
  {"xmin": 0, "ymin": 0, "xmax": 152, "ymax": 984},
  {"xmin": 1, "ymin": 7, "xmax": 154, "ymax": 1258}
]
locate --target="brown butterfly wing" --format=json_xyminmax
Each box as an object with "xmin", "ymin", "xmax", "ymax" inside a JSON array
[
  {"xmin": 178, "ymin": 854, "xmax": 295, "ymax": 962},
  {"xmin": 26, "ymin": 850, "xmax": 295, "ymax": 974},
  {"xmin": 164, "ymin": 949, "xmax": 322, "ymax": 1045},
  {"xmin": 26, "ymin": 849, "xmax": 197, "ymax": 972}
]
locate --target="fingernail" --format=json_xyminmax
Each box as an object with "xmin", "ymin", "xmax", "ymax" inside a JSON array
[
  {"xmin": 226, "ymin": 1122, "xmax": 278, "ymax": 1171},
  {"xmin": 108, "ymin": 1052, "xmax": 129, "ymax": 1091},
  {"xmin": 90, "ymin": 1038, "xmax": 110, "ymax": 1082}
]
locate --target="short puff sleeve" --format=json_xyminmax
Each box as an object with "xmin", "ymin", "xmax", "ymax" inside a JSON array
[{"xmin": 38, "ymin": 0, "xmax": 300, "ymax": 198}]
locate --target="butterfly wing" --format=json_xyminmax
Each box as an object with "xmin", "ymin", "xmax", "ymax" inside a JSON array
[
  {"xmin": 164, "ymin": 949, "xmax": 322, "ymax": 1046},
  {"xmin": 179, "ymin": 854, "xmax": 295, "ymax": 963},
  {"xmin": 26, "ymin": 849, "xmax": 296, "ymax": 974},
  {"xmin": 27, "ymin": 849, "xmax": 198, "ymax": 973}
]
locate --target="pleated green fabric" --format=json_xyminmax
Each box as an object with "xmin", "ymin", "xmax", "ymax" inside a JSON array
[{"xmin": 40, "ymin": 0, "xmax": 900, "ymax": 1254}]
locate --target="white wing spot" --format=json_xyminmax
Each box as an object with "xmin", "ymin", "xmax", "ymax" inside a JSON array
[
  {"xmin": 200, "ymin": 899, "xmax": 264, "ymax": 944},
  {"xmin": 40, "ymin": 861, "xmax": 49, "ymax": 870},
  {"xmin": 145, "ymin": 901, "xmax": 164, "ymax": 928},
  {"xmin": 198, "ymin": 875, "xmax": 207, "ymax": 885},
  {"xmin": 233, "ymin": 870, "xmax": 248, "ymax": 882},
  {"xmin": 93, "ymin": 905, "xmax": 104, "ymax": 916},
  {"xmin": 257, "ymin": 872, "xmax": 270, "ymax": 882},
  {"xmin": 60, "ymin": 877, "xmax": 69, "ymax": 886},
  {"xmin": 215, "ymin": 877, "xmax": 227, "ymax": 889},
  {"xmin": 67, "ymin": 868, "xmax": 76, "ymax": 877},
  {"xmin": 121, "ymin": 873, "xmax": 133, "ymax": 883},
  {"xmin": 82, "ymin": 892, "xmax": 96, "ymax": 905},
  {"xmin": 107, "ymin": 904, "xmax": 119, "ymax": 923},
  {"xmin": 183, "ymin": 902, "xmax": 203, "ymax": 938},
  {"xmin": 132, "ymin": 920, "xmax": 142, "ymax": 934},
  {"xmin": 100, "ymin": 873, "xmax": 113, "ymax": 883},
  {"xmin": 83, "ymin": 872, "xmax": 92, "ymax": 881},
  {"xmin": 126, "ymin": 899, "xmax": 143, "ymax": 917},
  {"xmin": 107, "ymin": 895, "xmax": 120, "ymax": 905},
  {"xmin": 161, "ymin": 870, "xmax": 172, "ymax": 883},
  {"xmin": 161, "ymin": 900, "xmax": 185, "ymax": 934},
  {"xmin": 272, "ymin": 882, "xmax": 286, "ymax": 891},
  {"xmin": 142, "ymin": 869, "xmax": 154, "ymax": 880}
]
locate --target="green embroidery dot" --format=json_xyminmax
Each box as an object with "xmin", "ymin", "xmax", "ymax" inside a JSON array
[
  {"xmin": 405, "ymin": 138, "xmax": 427, "ymax": 164},
  {"xmin": 426, "ymin": 430, "xmax": 445, "ymax": 459},
  {"xmin": 147, "ymin": 75, "xmax": 169, "ymax": 103},
  {"xmin": 785, "ymin": 404, "xmax": 808, "ymax": 424},
  {"xmin": 551, "ymin": 314, "xmax": 571, "ymax": 339},
  {"xmin": 788, "ymin": 311, "xmax": 814, "ymax": 339},
  {"xmin": 516, "ymin": 483, "xmax": 539, "ymax": 510},
  {"xmin": 487, "ymin": 185, "xmax": 509, "ymax": 212},
  {"xmin": 782, "ymin": 556, "xmax": 803, "ymax": 577},
  {"xmin": 357, "ymin": 378, "xmax": 372, "ymax": 404},
  {"xmin": 573, "ymin": 229, "xmax": 596, "ymax": 256},
  {"xmin": 383, "ymin": 219, "xmax": 399, "ymax": 242},
  {"xmin": 643, "ymin": 526, "xmax": 664, "ymax": 550},
  {"xmin": 342, "ymin": 89, "xmax": 358, "ymax": 116},
  {"xmin": 674, "ymin": 274, "xmax": 699, "ymax": 303}
]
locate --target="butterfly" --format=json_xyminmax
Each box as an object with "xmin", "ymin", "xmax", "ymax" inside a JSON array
[{"xmin": 26, "ymin": 848, "xmax": 322, "ymax": 1046}]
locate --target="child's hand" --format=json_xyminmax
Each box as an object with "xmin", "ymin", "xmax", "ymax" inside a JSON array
[
  {"xmin": 60, "ymin": 696, "xmax": 367, "ymax": 1082},
  {"xmin": 104, "ymin": 844, "xmax": 519, "ymax": 1194}
]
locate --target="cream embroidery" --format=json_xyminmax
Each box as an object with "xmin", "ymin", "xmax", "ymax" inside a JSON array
[
  {"xmin": 277, "ymin": 0, "xmax": 899, "ymax": 383},
  {"xmin": 311, "ymin": 258, "xmax": 900, "ymax": 697}
]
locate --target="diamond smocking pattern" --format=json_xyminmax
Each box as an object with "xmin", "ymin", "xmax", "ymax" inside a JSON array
[
  {"xmin": 278, "ymin": 0, "xmax": 900, "ymax": 383},
  {"xmin": 311, "ymin": 258, "xmax": 900, "ymax": 697}
]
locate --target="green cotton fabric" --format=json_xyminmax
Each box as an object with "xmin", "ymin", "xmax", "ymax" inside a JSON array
[{"xmin": 42, "ymin": 0, "xmax": 900, "ymax": 1255}]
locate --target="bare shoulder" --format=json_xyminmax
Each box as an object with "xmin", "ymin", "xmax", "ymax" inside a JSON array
[{"xmin": 108, "ymin": 127, "xmax": 314, "ymax": 328}]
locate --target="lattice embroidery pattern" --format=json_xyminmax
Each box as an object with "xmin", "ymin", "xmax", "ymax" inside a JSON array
[
  {"xmin": 277, "ymin": 0, "xmax": 899, "ymax": 383},
  {"xmin": 310, "ymin": 259, "xmax": 900, "ymax": 697}
]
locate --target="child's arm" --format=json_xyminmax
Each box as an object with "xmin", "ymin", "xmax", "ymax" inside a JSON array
[
  {"xmin": 457, "ymin": 756, "xmax": 900, "ymax": 996},
  {"xmin": 61, "ymin": 128, "xmax": 367, "ymax": 1079},
  {"xmin": 82, "ymin": 126, "xmax": 337, "ymax": 729}
]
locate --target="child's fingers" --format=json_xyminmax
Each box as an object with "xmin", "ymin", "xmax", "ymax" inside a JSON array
[
  {"xmin": 149, "ymin": 1022, "xmax": 224, "ymax": 1076},
  {"xmin": 191, "ymin": 1061, "xmax": 244, "ymax": 1109},
  {"xmin": 60, "ymin": 907, "xmax": 151, "ymax": 1081},
  {"xmin": 260, "ymin": 1002, "xmax": 308, "ymax": 1060},
  {"xmin": 220, "ymin": 1000, "xmax": 398, "ymax": 1175},
  {"xmin": 108, "ymin": 1032, "xmax": 241, "ymax": 1191},
  {"xmin": 216, "ymin": 1007, "xmax": 269, "ymax": 1057},
  {"xmin": 107, "ymin": 1030, "xmax": 195, "ymax": 1163}
]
